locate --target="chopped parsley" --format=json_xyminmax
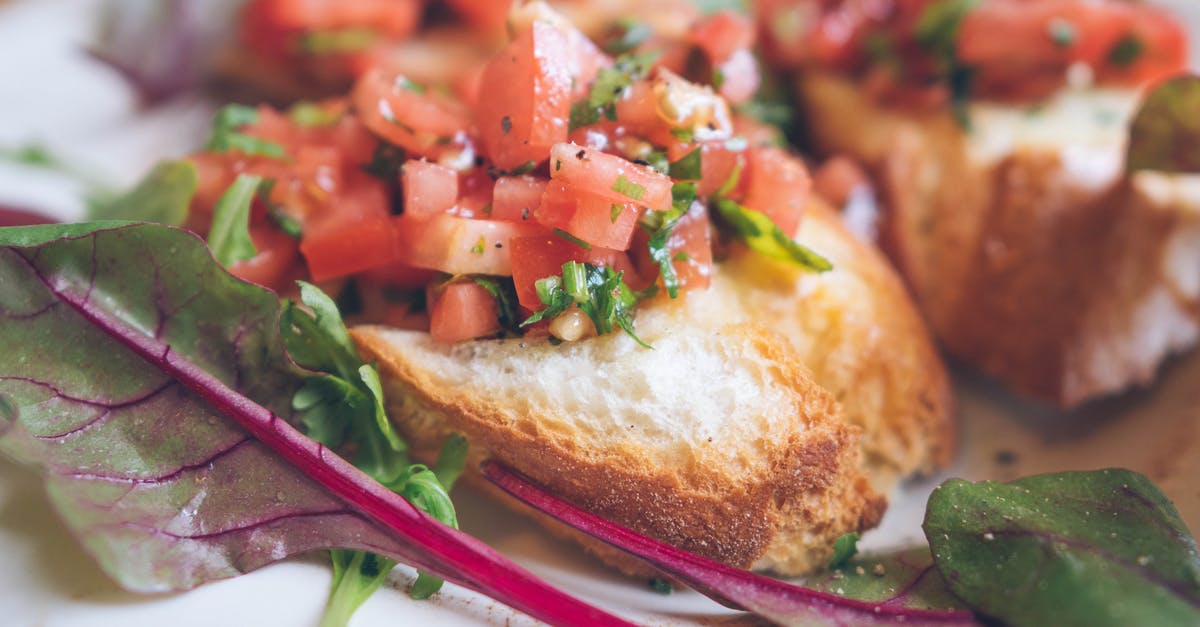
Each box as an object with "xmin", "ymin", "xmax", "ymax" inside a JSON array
[
  {"xmin": 610, "ymin": 203, "xmax": 624, "ymax": 223},
  {"xmin": 668, "ymin": 149, "xmax": 702, "ymax": 180},
  {"xmin": 521, "ymin": 261, "xmax": 652, "ymax": 348},
  {"xmin": 1048, "ymin": 19, "xmax": 1077, "ymax": 48},
  {"xmin": 913, "ymin": 0, "xmax": 981, "ymax": 128},
  {"xmin": 641, "ymin": 182, "xmax": 697, "ymax": 299},
  {"xmin": 298, "ymin": 28, "xmax": 378, "ymax": 55},
  {"xmin": 363, "ymin": 142, "xmax": 406, "ymax": 180},
  {"xmin": 568, "ymin": 50, "xmax": 660, "ymax": 131},
  {"xmin": 552, "ymin": 228, "xmax": 592, "ymax": 251},
  {"xmin": 669, "ymin": 127, "xmax": 695, "ymax": 142},
  {"xmin": 467, "ymin": 275, "xmax": 522, "ymax": 334},
  {"xmin": 394, "ymin": 76, "xmax": 425, "ymax": 93},
  {"xmin": 469, "ymin": 236, "xmax": 487, "ymax": 255},
  {"xmin": 288, "ymin": 101, "xmax": 341, "ymax": 128},
  {"xmin": 611, "ymin": 174, "xmax": 646, "ymax": 200},
  {"xmin": 206, "ymin": 105, "xmax": 286, "ymax": 158},
  {"xmin": 604, "ymin": 20, "xmax": 652, "ymax": 55},
  {"xmin": 1107, "ymin": 34, "xmax": 1144, "ymax": 68}
]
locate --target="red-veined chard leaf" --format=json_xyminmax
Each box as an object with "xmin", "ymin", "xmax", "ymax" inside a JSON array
[
  {"xmin": 1126, "ymin": 74, "xmax": 1200, "ymax": 174},
  {"xmin": 482, "ymin": 460, "xmax": 977, "ymax": 626},
  {"xmin": 0, "ymin": 222, "xmax": 631, "ymax": 626},
  {"xmin": 925, "ymin": 469, "xmax": 1200, "ymax": 627}
]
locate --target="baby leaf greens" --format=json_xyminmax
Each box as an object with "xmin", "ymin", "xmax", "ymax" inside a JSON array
[
  {"xmin": 1126, "ymin": 74, "xmax": 1200, "ymax": 174},
  {"xmin": 0, "ymin": 222, "xmax": 631, "ymax": 627},
  {"xmin": 485, "ymin": 460, "xmax": 1200, "ymax": 627},
  {"xmin": 206, "ymin": 173, "xmax": 261, "ymax": 267},
  {"xmin": 925, "ymin": 469, "xmax": 1200, "ymax": 627},
  {"xmin": 87, "ymin": 159, "xmax": 197, "ymax": 225},
  {"xmin": 281, "ymin": 281, "xmax": 465, "ymax": 625}
]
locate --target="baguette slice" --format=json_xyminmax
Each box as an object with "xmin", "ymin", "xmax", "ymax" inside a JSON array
[
  {"xmin": 352, "ymin": 204, "xmax": 951, "ymax": 575},
  {"xmin": 354, "ymin": 321, "xmax": 884, "ymax": 576},
  {"xmin": 798, "ymin": 71, "xmax": 1200, "ymax": 407}
]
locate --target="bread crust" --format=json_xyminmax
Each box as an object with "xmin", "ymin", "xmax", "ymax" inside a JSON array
[
  {"xmin": 354, "ymin": 323, "xmax": 885, "ymax": 577},
  {"xmin": 797, "ymin": 71, "xmax": 1200, "ymax": 407}
]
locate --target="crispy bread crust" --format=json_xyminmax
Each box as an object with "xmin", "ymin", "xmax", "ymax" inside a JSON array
[
  {"xmin": 353, "ymin": 323, "xmax": 885, "ymax": 577},
  {"xmin": 798, "ymin": 72, "xmax": 1200, "ymax": 407}
]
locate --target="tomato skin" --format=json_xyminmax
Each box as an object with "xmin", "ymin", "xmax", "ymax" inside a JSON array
[
  {"xmin": 394, "ymin": 212, "xmax": 549, "ymax": 276},
  {"xmin": 549, "ymin": 144, "xmax": 673, "ymax": 212},
  {"xmin": 739, "ymin": 147, "xmax": 810, "ymax": 237},
  {"xmin": 402, "ymin": 159, "xmax": 459, "ymax": 216},
  {"xmin": 492, "ymin": 175, "xmax": 548, "ymax": 222},
  {"xmin": 429, "ymin": 282, "xmax": 501, "ymax": 343},
  {"xmin": 535, "ymin": 180, "xmax": 642, "ymax": 251},
  {"xmin": 509, "ymin": 235, "xmax": 636, "ymax": 310},
  {"xmin": 475, "ymin": 21, "xmax": 572, "ymax": 170}
]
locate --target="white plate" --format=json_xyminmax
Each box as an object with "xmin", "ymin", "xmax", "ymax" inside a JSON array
[{"xmin": 0, "ymin": 1, "xmax": 1197, "ymax": 625}]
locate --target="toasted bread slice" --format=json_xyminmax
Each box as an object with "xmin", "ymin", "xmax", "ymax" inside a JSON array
[
  {"xmin": 352, "ymin": 204, "xmax": 951, "ymax": 575},
  {"xmin": 354, "ymin": 321, "xmax": 884, "ymax": 577},
  {"xmin": 642, "ymin": 200, "xmax": 955, "ymax": 488},
  {"xmin": 798, "ymin": 71, "xmax": 1200, "ymax": 407}
]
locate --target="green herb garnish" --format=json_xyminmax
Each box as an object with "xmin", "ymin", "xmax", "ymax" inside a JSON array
[
  {"xmin": 521, "ymin": 261, "xmax": 651, "ymax": 347},
  {"xmin": 207, "ymin": 105, "xmax": 286, "ymax": 158},
  {"xmin": 668, "ymin": 148, "xmax": 702, "ymax": 180},
  {"xmin": 552, "ymin": 228, "xmax": 592, "ymax": 251},
  {"xmin": 206, "ymin": 174, "xmax": 261, "ymax": 266},
  {"xmin": 714, "ymin": 198, "xmax": 832, "ymax": 272},
  {"xmin": 1107, "ymin": 34, "xmax": 1145, "ymax": 68},
  {"xmin": 611, "ymin": 174, "xmax": 646, "ymax": 200}
]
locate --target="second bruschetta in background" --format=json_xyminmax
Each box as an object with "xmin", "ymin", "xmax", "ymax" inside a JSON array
[{"xmin": 761, "ymin": 0, "xmax": 1200, "ymax": 407}]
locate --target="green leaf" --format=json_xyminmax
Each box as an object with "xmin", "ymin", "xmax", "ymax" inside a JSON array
[
  {"xmin": 88, "ymin": 159, "xmax": 197, "ymax": 224},
  {"xmin": 469, "ymin": 276, "xmax": 521, "ymax": 334},
  {"xmin": 282, "ymin": 281, "xmax": 362, "ymax": 378},
  {"xmin": 207, "ymin": 104, "xmax": 286, "ymax": 158},
  {"xmin": 914, "ymin": 0, "xmax": 980, "ymax": 54},
  {"xmin": 552, "ymin": 228, "xmax": 592, "ymax": 251},
  {"xmin": 668, "ymin": 149, "xmax": 702, "ymax": 180},
  {"xmin": 828, "ymin": 533, "xmax": 860, "ymax": 569},
  {"xmin": 320, "ymin": 551, "xmax": 395, "ymax": 627},
  {"xmin": 1107, "ymin": 34, "xmax": 1144, "ymax": 68},
  {"xmin": 806, "ymin": 548, "xmax": 968, "ymax": 612},
  {"xmin": 612, "ymin": 174, "xmax": 646, "ymax": 200},
  {"xmin": 289, "ymin": 102, "xmax": 342, "ymax": 128},
  {"xmin": 206, "ymin": 174, "xmax": 261, "ymax": 266},
  {"xmin": 714, "ymin": 199, "xmax": 832, "ymax": 272},
  {"xmin": 924, "ymin": 469, "xmax": 1200, "ymax": 627},
  {"xmin": 604, "ymin": 20, "xmax": 652, "ymax": 55},
  {"xmin": 519, "ymin": 262, "xmax": 652, "ymax": 347},
  {"xmin": 432, "ymin": 433, "xmax": 468, "ymax": 491},
  {"xmin": 299, "ymin": 28, "xmax": 378, "ymax": 55},
  {"xmin": 1126, "ymin": 75, "xmax": 1200, "ymax": 174}
]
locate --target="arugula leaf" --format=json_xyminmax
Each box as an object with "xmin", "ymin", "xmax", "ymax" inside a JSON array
[
  {"xmin": 280, "ymin": 281, "xmax": 467, "ymax": 624},
  {"xmin": 206, "ymin": 174, "xmax": 260, "ymax": 266},
  {"xmin": 206, "ymin": 104, "xmax": 286, "ymax": 158},
  {"xmin": 925, "ymin": 469, "xmax": 1200, "ymax": 627},
  {"xmin": 1126, "ymin": 75, "xmax": 1200, "ymax": 174},
  {"xmin": 714, "ymin": 198, "xmax": 832, "ymax": 272},
  {"xmin": 88, "ymin": 159, "xmax": 197, "ymax": 224}
]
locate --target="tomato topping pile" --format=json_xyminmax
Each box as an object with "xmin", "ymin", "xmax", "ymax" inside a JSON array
[
  {"xmin": 758, "ymin": 0, "xmax": 1188, "ymax": 104},
  {"xmin": 187, "ymin": 3, "xmax": 823, "ymax": 345}
]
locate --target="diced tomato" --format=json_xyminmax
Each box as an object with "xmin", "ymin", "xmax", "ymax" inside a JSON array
[
  {"xmin": 535, "ymin": 180, "xmax": 641, "ymax": 250},
  {"xmin": 393, "ymin": 212, "xmax": 548, "ymax": 276},
  {"xmin": 630, "ymin": 199, "xmax": 712, "ymax": 294},
  {"xmin": 509, "ymin": 2, "xmax": 613, "ymax": 100},
  {"xmin": 300, "ymin": 216, "xmax": 396, "ymax": 281},
  {"xmin": 444, "ymin": 0, "xmax": 509, "ymax": 37},
  {"xmin": 247, "ymin": 0, "xmax": 422, "ymax": 36},
  {"xmin": 690, "ymin": 10, "xmax": 756, "ymax": 64},
  {"xmin": 455, "ymin": 167, "xmax": 495, "ymax": 217},
  {"xmin": 739, "ymin": 147, "xmax": 810, "ymax": 237},
  {"xmin": 357, "ymin": 263, "xmax": 437, "ymax": 289},
  {"xmin": 229, "ymin": 226, "xmax": 301, "ymax": 291},
  {"xmin": 352, "ymin": 67, "xmax": 474, "ymax": 159},
  {"xmin": 492, "ymin": 175, "xmax": 548, "ymax": 222},
  {"xmin": 475, "ymin": 21, "xmax": 572, "ymax": 170},
  {"xmin": 1091, "ymin": 5, "xmax": 1188, "ymax": 86},
  {"xmin": 429, "ymin": 281, "xmax": 501, "ymax": 343},
  {"xmin": 302, "ymin": 171, "xmax": 390, "ymax": 237},
  {"xmin": 697, "ymin": 142, "xmax": 744, "ymax": 197},
  {"xmin": 549, "ymin": 144, "xmax": 673, "ymax": 212},
  {"xmin": 402, "ymin": 159, "xmax": 458, "ymax": 216},
  {"xmin": 509, "ymin": 235, "xmax": 636, "ymax": 310}
]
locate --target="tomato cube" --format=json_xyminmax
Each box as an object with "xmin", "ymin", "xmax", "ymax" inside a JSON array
[
  {"xmin": 429, "ymin": 281, "xmax": 501, "ymax": 343},
  {"xmin": 475, "ymin": 21, "xmax": 572, "ymax": 170},
  {"xmin": 492, "ymin": 175, "xmax": 548, "ymax": 222},
  {"xmin": 394, "ymin": 212, "xmax": 548, "ymax": 276},
  {"xmin": 535, "ymin": 180, "xmax": 640, "ymax": 251},
  {"xmin": 740, "ymin": 147, "xmax": 810, "ymax": 237},
  {"xmin": 549, "ymin": 143, "xmax": 672, "ymax": 212},
  {"xmin": 402, "ymin": 159, "xmax": 459, "ymax": 216}
]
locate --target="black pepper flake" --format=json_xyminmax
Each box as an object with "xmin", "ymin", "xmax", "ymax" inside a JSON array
[
  {"xmin": 494, "ymin": 242, "xmax": 503, "ymax": 248},
  {"xmin": 501, "ymin": 115, "xmax": 512, "ymax": 134},
  {"xmin": 632, "ymin": 159, "xmax": 650, "ymax": 166},
  {"xmin": 521, "ymin": 207, "xmax": 530, "ymax": 220},
  {"xmin": 576, "ymin": 149, "xmax": 587, "ymax": 160}
]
